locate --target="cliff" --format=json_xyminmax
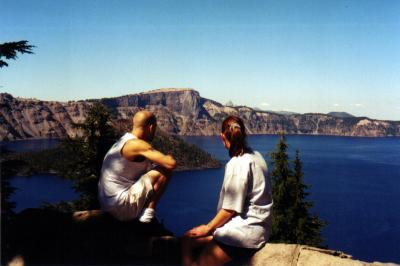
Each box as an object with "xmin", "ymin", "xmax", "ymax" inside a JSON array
[
  {"xmin": 1, "ymin": 89, "xmax": 399, "ymax": 140},
  {"xmin": 0, "ymin": 93, "xmax": 91, "ymax": 140},
  {"xmin": 4, "ymin": 209, "xmax": 398, "ymax": 266}
]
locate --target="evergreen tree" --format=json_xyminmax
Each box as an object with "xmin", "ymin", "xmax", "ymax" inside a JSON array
[
  {"xmin": 70, "ymin": 102, "xmax": 117, "ymax": 210},
  {"xmin": 269, "ymin": 134, "xmax": 325, "ymax": 247},
  {"xmin": 269, "ymin": 134, "xmax": 294, "ymax": 242},
  {"xmin": 47, "ymin": 103, "xmax": 117, "ymax": 211},
  {"xmin": 0, "ymin": 40, "xmax": 35, "ymax": 68},
  {"xmin": 292, "ymin": 150, "xmax": 325, "ymax": 246},
  {"xmin": 0, "ymin": 147, "xmax": 26, "ymax": 263},
  {"xmin": 1, "ymin": 148, "xmax": 18, "ymax": 222}
]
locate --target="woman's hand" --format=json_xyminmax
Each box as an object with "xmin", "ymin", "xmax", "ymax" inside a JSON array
[{"xmin": 184, "ymin": 224, "xmax": 212, "ymax": 238}]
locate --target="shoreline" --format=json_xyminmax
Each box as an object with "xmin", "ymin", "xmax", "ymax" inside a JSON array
[{"xmin": 2, "ymin": 133, "xmax": 400, "ymax": 143}]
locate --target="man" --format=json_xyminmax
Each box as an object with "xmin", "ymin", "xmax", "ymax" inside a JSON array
[{"xmin": 98, "ymin": 111, "xmax": 176, "ymax": 223}]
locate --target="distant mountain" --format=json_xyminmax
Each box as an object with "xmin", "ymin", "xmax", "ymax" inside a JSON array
[
  {"xmin": 225, "ymin": 100, "xmax": 235, "ymax": 107},
  {"xmin": 268, "ymin": 110, "xmax": 300, "ymax": 116},
  {"xmin": 252, "ymin": 107, "xmax": 299, "ymax": 116},
  {"xmin": 328, "ymin": 112, "xmax": 355, "ymax": 118},
  {"xmin": 1, "ymin": 89, "xmax": 399, "ymax": 140}
]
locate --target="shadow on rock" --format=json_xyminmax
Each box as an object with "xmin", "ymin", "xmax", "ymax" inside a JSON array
[{"xmin": 5, "ymin": 208, "xmax": 180, "ymax": 265}]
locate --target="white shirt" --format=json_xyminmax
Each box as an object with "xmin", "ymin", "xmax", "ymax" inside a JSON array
[
  {"xmin": 213, "ymin": 151, "xmax": 273, "ymax": 249},
  {"xmin": 98, "ymin": 133, "xmax": 151, "ymax": 211}
]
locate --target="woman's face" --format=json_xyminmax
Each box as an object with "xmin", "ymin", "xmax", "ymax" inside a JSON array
[{"xmin": 220, "ymin": 133, "xmax": 230, "ymax": 150}]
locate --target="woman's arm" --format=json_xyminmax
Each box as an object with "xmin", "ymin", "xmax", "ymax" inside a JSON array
[
  {"xmin": 185, "ymin": 209, "xmax": 236, "ymax": 238},
  {"xmin": 207, "ymin": 208, "xmax": 236, "ymax": 231}
]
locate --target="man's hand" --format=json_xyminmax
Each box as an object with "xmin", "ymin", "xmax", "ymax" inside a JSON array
[{"xmin": 184, "ymin": 224, "xmax": 212, "ymax": 238}]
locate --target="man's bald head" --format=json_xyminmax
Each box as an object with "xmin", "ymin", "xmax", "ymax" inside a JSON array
[
  {"xmin": 133, "ymin": 111, "xmax": 157, "ymax": 130},
  {"xmin": 132, "ymin": 111, "xmax": 157, "ymax": 141}
]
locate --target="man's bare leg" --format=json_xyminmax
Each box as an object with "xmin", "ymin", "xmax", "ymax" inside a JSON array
[
  {"xmin": 139, "ymin": 167, "xmax": 172, "ymax": 222},
  {"xmin": 147, "ymin": 167, "xmax": 172, "ymax": 209}
]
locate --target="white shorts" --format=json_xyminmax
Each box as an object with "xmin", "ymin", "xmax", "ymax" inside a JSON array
[{"xmin": 108, "ymin": 175, "xmax": 154, "ymax": 221}]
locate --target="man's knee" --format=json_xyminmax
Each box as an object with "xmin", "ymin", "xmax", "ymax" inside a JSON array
[
  {"xmin": 154, "ymin": 165, "xmax": 173, "ymax": 178},
  {"xmin": 147, "ymin": 168, "xmax": 171, "ymax": 186}
]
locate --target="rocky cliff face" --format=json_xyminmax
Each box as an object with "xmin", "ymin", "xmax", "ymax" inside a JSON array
[
  {"xmin": 1, "ymin": 89, "xmax": 399, "ymax": 140},
  {"xmin": 0, "ymin": 93, "xmax": 91, "ymax": 140}
]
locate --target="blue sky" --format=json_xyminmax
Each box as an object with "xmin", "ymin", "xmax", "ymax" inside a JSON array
[{"xmin": 1, "ymin": 0, "xmax": 399, "ymax": 120}]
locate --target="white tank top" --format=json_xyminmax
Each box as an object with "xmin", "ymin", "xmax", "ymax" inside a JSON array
[{"xmin": 98, "ymin": 132, "xmax": 151, "ymax": 210}]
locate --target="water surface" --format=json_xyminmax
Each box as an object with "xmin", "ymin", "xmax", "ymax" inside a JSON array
[{"xmin": 4, "ymin": 136, "xmax": 400, "ymax": 263}]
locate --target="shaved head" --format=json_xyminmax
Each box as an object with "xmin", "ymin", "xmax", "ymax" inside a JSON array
[{"xmin": 133, "ymin": 111, "xmax": 157, "ymax": 130}]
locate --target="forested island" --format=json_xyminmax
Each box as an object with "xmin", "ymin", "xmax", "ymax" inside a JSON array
[{"xmin": 2, "ymin": 131, "xmax": 220, "ymax": 177}]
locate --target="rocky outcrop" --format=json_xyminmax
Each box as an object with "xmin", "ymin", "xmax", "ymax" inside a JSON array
[
  {"xmin": 250, "ymin": 243, "xmax": 398, "ymax": 266},
  {"xmin": 5, "ymin": 209, "xmax": 398, "ymax": 266},
  {"xmin": 1, "ymin": 89, "xmax": 399, "ymax": 140},
  {"xmin": 4, "ymin": 209, "xmax": 177, "ymax": 265}
]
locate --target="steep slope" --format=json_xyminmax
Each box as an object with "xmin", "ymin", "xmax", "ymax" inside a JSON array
[
  {"xmin": 0, "ymin": 93, "xmax": 91, "ymax": 140},
  {"xmin": 1, "ymin": 89, "xmax": 399, "ymax": 140}
]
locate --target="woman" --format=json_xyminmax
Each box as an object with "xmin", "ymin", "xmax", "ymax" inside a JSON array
[{"xmin": 182, "ymin": 116, "xmax": 273, "ymax": 266}]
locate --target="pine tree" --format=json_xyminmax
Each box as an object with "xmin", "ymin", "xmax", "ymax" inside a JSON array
[
  {"xmin": 1, "ymin": 147, "xmax": 25, "ymax": 263},
  {"xmin": 70, "ymin": 102, "xmax": 117, "ymax": 210},
  {"xmin": 292, "ymin": 150, "xmax": 325, "ymax": 246},
  {"xmin": 0, "ymin": 40, "xmax": 35, "ymax": 68},
  {"xmin": 1, "ymin": 148, "xmax": 18, "ymax": 221},
  {"xmin": 269, "ymin": 134, "xmax": 325, "ymax": 247},
  {"xmin": 269, "ymin": 134, "xmax": 294, "ymax": 242},
  {"xmin": 46, "ymin": 103, "xmax": 117, "ymax": 211}
]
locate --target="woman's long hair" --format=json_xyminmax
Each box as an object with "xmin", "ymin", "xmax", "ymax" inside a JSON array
[{"xmin": 221, "ymin": 116, "xmax": 252, "ymax": 157}]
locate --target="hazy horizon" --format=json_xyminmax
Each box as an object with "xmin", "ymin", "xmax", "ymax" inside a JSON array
[{"xmin": 1, "ymin": 0, "xmax": 399, "ymax": 120}]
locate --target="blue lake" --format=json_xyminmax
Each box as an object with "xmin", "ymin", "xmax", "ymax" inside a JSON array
[
  {"xmin": 10, "ymin": 174, "xmax": 76, "ymax": 212},
  {"xmin": 3, "ymin": 135, "xmax": 400, "ymax": 263}
]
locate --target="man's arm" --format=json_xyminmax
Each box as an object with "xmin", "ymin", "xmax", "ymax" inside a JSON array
[{"xmin": 122, "ymin": 139, "xmax": 177, "ymax": 170}]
